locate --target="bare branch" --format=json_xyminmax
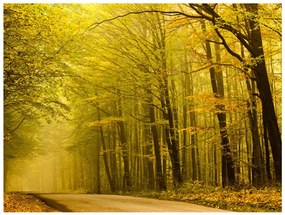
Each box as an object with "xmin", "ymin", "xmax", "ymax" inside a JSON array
[
  {"xmin": 190, "ymin": 4, "xmax": 254, "ymax": 54},
  {"xmin": 207, "ymin": 39, "xmax": 223, "ymax": 45},
  {"xmin": 9, "ymin": 107, "xmax": 38, "ymax": 133},
  {"xmin": 87, "ymin": 10, "xmax": 204, "ymax": 32},
  {"xmin": 214, "ymin": 28, "xmax": 244, "ymax": 62}
]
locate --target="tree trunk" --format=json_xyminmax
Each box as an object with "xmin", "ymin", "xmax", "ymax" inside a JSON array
[
  {"xmin": 201, "ymin": 20, "xmax": 235, "ymax": 186},
  {"xmin": 244, "ymin": 4, "xmax": 282, "ymax": 183},
  {"xmin": 190, "ymin": 3, "xmax": 281, "ymax": 184},
  {"xmin": 110, "ymin": 126, "xmax": 118, "ymax": 190},
  {"xmin": 160, "ymin": 82, "xmax": 183, "ymax": 187},
  {"xmin": 246, "ymin": 78, "xmax": 266, "ymax": 187},
  {"xmin": 183, "ymin": 60, "xmax": 199, "ymax": 182},
  {"xmin": 96, "ymin": 107, "xmax": 116, "ymax": 192},
  {"xmin": 155, "ymin": 13, "xmax": 182, "ymax": 187},
  {"xmin": 147, "ymin": 88, "xmax": 166, "ymax": 190},
  {"xmin": 4, "ymin": 156, "xmax": 10, "ymax": 192},
  {"xmin": 263, "ymin": 118, "xmax": 272, "ymax": 180},
  {"xmin": 95, "ymin": 134, "xmax": 101, "ymax": 193},
  {"xmin": 117, "ymin": 90, "xmax": 132, "ymax": 191},
  {"xmin": 240, "ymin": 37, "xmax": 266, "ymax": 186}
]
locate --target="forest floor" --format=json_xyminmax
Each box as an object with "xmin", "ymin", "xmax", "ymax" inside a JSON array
[
  {"xmin": 128, "ymin": 183, "xmax": 282, "ymax": 212},
  {"xmin": 4, "ymin": 192, "xmax": 58, "ymax": 212}
]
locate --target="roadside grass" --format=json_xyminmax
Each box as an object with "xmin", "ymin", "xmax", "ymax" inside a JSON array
[{"xmin": 127, "ymin": 181, "xmax": 281, "ymax": 212}]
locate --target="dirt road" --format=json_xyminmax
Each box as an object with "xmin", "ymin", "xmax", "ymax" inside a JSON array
[{"xmin": 34, "ymin": 194, "xmax": 228, "ymax": 212}]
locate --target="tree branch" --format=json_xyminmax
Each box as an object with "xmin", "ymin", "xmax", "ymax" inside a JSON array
[
  {"xmin": 190, "ymin": 4, "xmax": 254, "ymax": 54},
  {"xmin": 87, "ymin": 10, "xmax": 204, "ymax": 32},
  {"xmin": 214, "ymin": 28, "xmax": 244, "ymax": 62},
  {"xmin": 9, "ymin": 107, "xmax": 37, "ymax": 133}
]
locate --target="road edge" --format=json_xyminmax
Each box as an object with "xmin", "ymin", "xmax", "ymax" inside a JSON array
[{"xmin": 32, "ymin": 194, "xmax": 73, "ymax": 212}]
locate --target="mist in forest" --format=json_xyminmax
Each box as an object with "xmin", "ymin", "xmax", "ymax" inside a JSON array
[
  {"xmin": 4, "ymin": 3, "xmax": 282, "ymax": 193},
  {"xmin": 4, "ymin": 122, "xmax": 101, "ymax": 193}
]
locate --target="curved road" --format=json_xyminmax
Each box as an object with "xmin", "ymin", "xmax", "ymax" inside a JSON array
[{"xmin": 34, "ymin": 194, "xmax": 227, "ymax": 212}]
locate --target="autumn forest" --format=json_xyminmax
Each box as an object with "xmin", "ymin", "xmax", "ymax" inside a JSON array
[{"xmin": 3, "ymin": 3, "xmax": 282, "ymax": 202}]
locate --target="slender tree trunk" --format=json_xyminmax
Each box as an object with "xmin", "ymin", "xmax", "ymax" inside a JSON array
[
  {"xmin": 144, "ymin": 133, "xmax": 155, "ymax": 190},
  {"xmin": 154, "ymin": 13, "xmax": 182, "ymax": 187},
  {"xmin": 96, "ymin": 107, "xmax": 116, "ymax": 192},
  {"xmin": 110, "ymin": 127, "xmax": 118, "ymax": 190},
  {"xmin": 182, "ymin": 99, "xmax": 188, "ymax": 180},
  {"xmin": 245, "ymin": 78, "xmax": 266, "ymax": 187},
  {"xmin": 160, "ymin": 83, "xmax": 183, "ymax": 187},
  {"xmin": 184, "ymin": 61, "xmax": 199, "ymax": 182},
  {"xmin": 263, "ymin": 118, "xmax": 272, "ymax": 180},
  {"xmin": 117, "ymin": 90, "xmax": 132, "ymax": 191},
  {"xmin": 4, "ymin": 156, "xmax": 10, "ymax": 192},
  {"xmin": 201, "ymin": 20, "xmax": 235, "ymax": 186},
  {"xmin": 147, "ymin": 88, "xmax": 166, "ymax": 190},
  {"xmin": 95, "ymin": 133, "xmax": 101, "ymax": 194},
  {"xmin": 117, "ymin": 120, "xmax": 132, "ymax": 191},
  {"xmin": 99, "ymin": 126, "xmax": 116, "ymax": 192}
]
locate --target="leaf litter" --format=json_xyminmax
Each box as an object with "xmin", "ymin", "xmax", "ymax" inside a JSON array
[{"xmin": 4, "ymin": 192, "xmax": 58, "ymax": 212}]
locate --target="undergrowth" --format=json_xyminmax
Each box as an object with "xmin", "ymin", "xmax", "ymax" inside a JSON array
[{"xmin": 125, "ymin": 181, "xmax": 282, "ymax": 212}]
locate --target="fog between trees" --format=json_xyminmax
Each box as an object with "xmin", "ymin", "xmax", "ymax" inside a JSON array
[{"xmin": 4, "ymin": 3, "xmax": 282, "ymax": 192}]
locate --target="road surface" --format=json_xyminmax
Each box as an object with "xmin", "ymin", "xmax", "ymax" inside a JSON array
[{"xmin": 34, "ymin": 194, "xmax": 228, "ymax": 212}]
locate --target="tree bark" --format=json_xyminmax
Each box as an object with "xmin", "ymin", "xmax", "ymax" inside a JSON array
[
  {"xmin": 147, "ymin": 88, "xmax": 166, "ymax": 190},
  {"xmin": 240, "ymin": 34, "xmax": 266, "ymax": 186},
  {"xmin": 110, "ymin": 126, "xmax": 118, "ymax": 190},
  {"xmin": 154, "ymin": 13, "xmax": 183, "ymax": 187},
  {"xmin": 245, "ymin": 77, "xmax": 266, "ymax": 187},
  {"xmin": 201, "ymin": 20, "xmax": 235, "ymax": 186},
  {"xmin": 117, "ymin": 90, "xmax": 132, "ymax": 191},
  {"xmin": 163, "ymin": 85, "xmax": 183, "ymax": 187},
  {"xmin": 244, "ymin": 4, "xmax": 281, "ymax": 183}
]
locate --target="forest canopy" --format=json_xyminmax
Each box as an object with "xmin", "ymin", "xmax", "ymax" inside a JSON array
[{"xmin": 4, "ymin": 3, "xmax": 282, "ymax": 194}]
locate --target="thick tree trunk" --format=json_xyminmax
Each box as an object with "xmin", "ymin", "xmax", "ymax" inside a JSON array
[
  {"xmin": 253, "ymin": 63, "xmax": 281, "ymax": 183},
  {"xmin": 244, "ymin": 4, "xmax": 282, "ymax": 183},
  {"xmin": 240, "ymin": 34, "xmax": 266, "ymax": 186}
]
